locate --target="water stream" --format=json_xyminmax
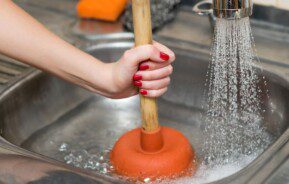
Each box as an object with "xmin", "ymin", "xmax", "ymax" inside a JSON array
[{"xmin": 203, "ymin": 17, "xmax": 272, "ymax": 166}]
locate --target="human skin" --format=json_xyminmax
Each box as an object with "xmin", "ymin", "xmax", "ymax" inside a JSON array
[{"xmin": 0, "ymin": 0, "xmax": 175, "ymax": 99}]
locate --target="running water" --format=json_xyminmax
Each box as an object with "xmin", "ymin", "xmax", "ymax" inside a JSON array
[{"xmin": 203, "ymin": 18, "xmax": 271, "ymax": 166}]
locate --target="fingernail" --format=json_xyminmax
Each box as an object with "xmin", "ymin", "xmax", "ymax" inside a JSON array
[
  {"xmin": 160, "ymin": 52, "xmax": 170, "ymax": 61},
  {"xmin": 133, "ymin": 74, "xmax": 142, "ymax": 81},
  {"xmin": 133, "ymin": 81, "xmax": 142, "ymax": 87},
  {"xmin": 140, "ymin": 89, "xmax": 148, "ymax": 95},
  {"xmin": 139, "ymin": 65, "xmax": 149, "ymax": 71}
]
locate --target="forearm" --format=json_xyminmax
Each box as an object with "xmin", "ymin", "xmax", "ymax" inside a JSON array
[{"xmin": 0, "ymin": 0, "xmax": 115, "ymax": 96}]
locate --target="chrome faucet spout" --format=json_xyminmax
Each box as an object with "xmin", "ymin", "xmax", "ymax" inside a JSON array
[{"xmin": 213, "ymin": 0, "xmax": 253, "ymax": 19}]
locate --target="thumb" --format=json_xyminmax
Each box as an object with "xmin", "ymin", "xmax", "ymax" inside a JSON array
[{"xmin": 122, "ymin": 45, "xmax": 171, "ymax": 67}]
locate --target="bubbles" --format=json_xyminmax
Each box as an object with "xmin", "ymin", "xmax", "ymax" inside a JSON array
[
  {"xmin": 58, "ymin": 143, "xmax": 112, "ymax": 174},
  {"xmin": 58, "ymin": 142, "xmax": 69, "ymax": 152},
  {"xmin": 156, "ymin": 153, "xmax": 258, "ymax": 184},
  {"xmin": 84, "ymin": 155, "xmax": 100, "ymax": 170},
  {"xmin": 144, "ymin": 177, "xmax": 151, "ymax": 183}
]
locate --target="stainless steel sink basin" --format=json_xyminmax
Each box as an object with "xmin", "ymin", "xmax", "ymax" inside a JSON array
[{"xmin": 0, "ymin": 39, "xmax": 289, "ymax": 183}]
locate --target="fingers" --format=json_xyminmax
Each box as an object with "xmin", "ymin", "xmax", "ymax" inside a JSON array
[
  {"xmin": 139, "ymin": 60, "xmax": 171, "ymax": 71},
  {"xmin": 152, "ymin": 41, "xmax": 176, "ymax": 61},
  {"xmin": 139, "ymin": 88, "xmax": 168, "ymax": 98},
  {"xmin": 122, "ymin": 44, "xmax": 174, "ymax": 67},
  {"xmin": 128, "ymin": 41, "xmax": 175, "ymax": 98},
  {"xmin": 133, "ymin": 57, "xmax": 173, "ymax": 98},
  {"xmin": 133, "ymin": 77, "xmax": 170, "ymax": 90},
  {"xmin": 136, "ymin": 65, "xmax": 173, "ymax": 81},
  {"xmin": 133, "ymin": 69, "xmax": 170, "ymax": 98}
]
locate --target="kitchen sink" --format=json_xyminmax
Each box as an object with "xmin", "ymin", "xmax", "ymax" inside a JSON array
[{"xmin": 0, "ymin": 39, "xmax": 288, "ymax": 183}]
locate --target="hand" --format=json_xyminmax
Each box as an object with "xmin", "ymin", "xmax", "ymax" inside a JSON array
[
  {"xmin": 0, "ymin": 1, "xmax": 175, "ymax": 100},
  {"xmin": 109, "ymin": 41, "xmax": 175, "ymax": 99}
]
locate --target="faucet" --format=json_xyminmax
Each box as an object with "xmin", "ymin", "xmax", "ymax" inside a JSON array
[
  {"xmin": 192, "ymin": 0, "xmax": 253, "ymax": 29},
  {"xmin": 213, "ymin": 0, "xmax": 253, "ymax": 19}
]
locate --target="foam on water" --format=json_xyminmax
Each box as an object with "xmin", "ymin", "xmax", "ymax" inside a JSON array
[
  {"xmin": 58, "ymin": 18, "xmax": 272, "ymax": 183},
  {"xmin": 59, "ymin": 142, "xmax": 262, "ymax": 183},
  {"xmin": 158, "ymin": 152, "xmax": 259, "ymax": 184},
  {"xmin": 59, "ymin": 143, "xmax": 113, "ymax": 175}
]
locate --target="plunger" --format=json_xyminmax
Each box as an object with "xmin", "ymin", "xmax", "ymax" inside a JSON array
[{"xmin": 110, "ymin": 0, "xmax": 196, "ymax": 180}]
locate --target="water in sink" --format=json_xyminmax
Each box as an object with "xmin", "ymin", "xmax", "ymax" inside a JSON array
[
  {"xmin": 57, "ymin": 141, "xmax": 262, "ymax": 184},
  {"xmin": 20, "ymin": 75, "xmax": 274, "ymax": 183},
  {"xmin": 19, "ymin": 94, "xmax": 263, "ymax": 183}
]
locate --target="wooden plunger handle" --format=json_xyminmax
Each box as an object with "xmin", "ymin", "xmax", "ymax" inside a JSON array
[{"xmin": 132, "ymin": 0, "xmax": 159, "ymax": 132}]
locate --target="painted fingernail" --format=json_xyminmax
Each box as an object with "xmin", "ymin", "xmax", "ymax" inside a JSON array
[
  {"xmin": 139, "ymin": 65, "xmax": 149, "ymax": 70},
  {"xmin": 133, "ymin": 74, "xmax": 142, "ymax": 81},
  {"xmin": 140, "ymin": 89, "xmax": 148, "ymax": 95},
  {"xmin": 133, "ymin": 81, "xmax": 142, "ymax": 87},
  {"xmin": 160, "ymin": 52, "xmax": 170, "ymax": 61}
]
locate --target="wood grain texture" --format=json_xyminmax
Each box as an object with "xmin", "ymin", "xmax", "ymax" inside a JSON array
[{"xmin": 132, "ymin": 0, "xmax": 159, "ymax": 132}]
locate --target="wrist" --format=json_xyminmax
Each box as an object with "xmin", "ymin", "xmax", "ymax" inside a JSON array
[
  {"xmin": 61, "ymin": 54, "xmax": 119, "ymax": 98},
  {"xmin": 106, "ymin": 62, "xmax": 123, "ymax": 96},
  {"xmin": 89, "ymin": 62, "xmax": 121, "ymax": 97}
]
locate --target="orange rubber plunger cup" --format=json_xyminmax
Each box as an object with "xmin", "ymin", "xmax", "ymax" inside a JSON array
[{"xmin": 110, "ymin": 0, "xmax": 196, "ymax": 180}]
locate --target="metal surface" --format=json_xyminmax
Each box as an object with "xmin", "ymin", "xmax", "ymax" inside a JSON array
[
  {"xmin": 192, "ymin": 0, "xmax": 216, "ymax": 30},
  {"xmin": 0, "ymin": 38, "xmax": 288, "ymax": 183},
  {"xmin": 192, "ymin": 0, "xmax": 213, "ymax": 16},
  {"xmin": 213, "ymin": 0, "xmax": 253, "ymax": 19},
  {"xmin": 0, "ymin": 0, "xmax": 288, "ymax": 183},
  {"xmin": 0, "ymin": 55, "xmax": 31, "ymax": 90},
  {"xmin": 192, "ymin": 0, "xmax": 253, "ymax": 19}
]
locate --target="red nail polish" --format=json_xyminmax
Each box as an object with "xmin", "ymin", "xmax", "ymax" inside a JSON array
[
  {"xmin": 133, "ymin": 81, "xmax": 142, "ymax": 87},
  {"xmin": 160, "ymin": 52, "xmax": 170, "ymax": 61},
  {"xmin": 139, "ymin": 65, "xmax": 149, "ymax": 70},
  {"xmin": 133, "ymin": 74, "xmax": 142, "ymax": 81},
  {"xmin": 140, "ymin": 89, "xmax": 148, "ymax": 95}
]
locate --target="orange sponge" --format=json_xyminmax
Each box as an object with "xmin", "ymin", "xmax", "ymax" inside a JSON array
[{"xmin": 77, "ymin": 0, "xmax": 127, "ymax": 21}]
